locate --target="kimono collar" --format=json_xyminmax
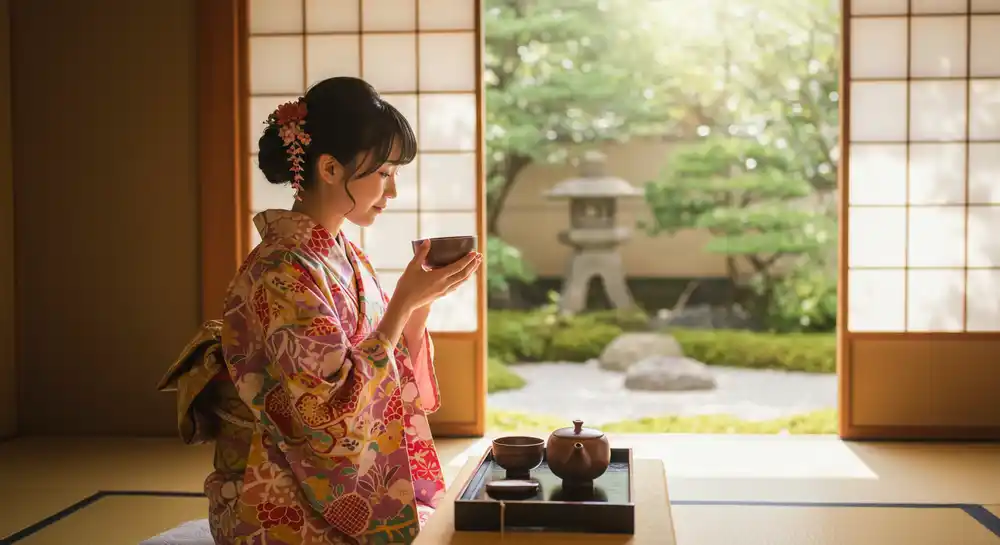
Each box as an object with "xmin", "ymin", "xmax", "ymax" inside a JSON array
[{"xmin": 252, "ymin": 209, "xmax": 341, "ymax": 255}]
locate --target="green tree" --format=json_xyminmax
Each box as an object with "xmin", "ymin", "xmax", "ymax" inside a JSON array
[
  {"xmin": 483, "ymin": 0, "xmax": 687, "ymax": 234},
  {"xmin": 483, "ymin": 0, "xmax": 692, "ymax": 296},
  {"xmin": 685, "ymin": 0, "xmax": 841, "ymax": 192},
  {"xmin": 641, "ymin": 0, "xmax": 840, "ymax": 329},
  {"xmin": 643, "ymin": 136, "xmax": 836, "ymax": 319}
]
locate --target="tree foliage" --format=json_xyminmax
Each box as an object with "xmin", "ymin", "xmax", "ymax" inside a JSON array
[
  {"xmin": 484, "ymin": 0, "xmax": 686, "ymax": 233},
  {"xmin": 638, "ymin": 0, "xmax": 841, "ymax": 329},
  {"xmin": 486, "ymin": 235, "xmax": 537, "ymax": 298},
  {"xmin": 698, "ymin": 0, "xmax": 841, "ymax": 192},
  {"xmin": 483, "ymin": 0, "xmax": 697, "ymax": 297},
  {"xmin": 484, "ymin": 0, "xmax": 840, "ymax": 223},
  {"xmin": 643, "ymin": 136, "xmax": 836, "ymax": 290}
]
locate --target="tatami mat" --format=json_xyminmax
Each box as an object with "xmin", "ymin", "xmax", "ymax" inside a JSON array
[
  {"xmin": 671, "ymin": 504, "xmax": 999, "ymax": 545},
  {"xmin": 16, "ymin": 495, "xmax": 207, "ymax": 545},
  {"xmin": 0, "ymin": 486, "xmax": 109, "ymax": 540},
  {"xmin": 2, "ymin": 436, "xmax": 999, "ymax": 544},
  {"xmin": 0, "ymin": 438, "xmax": 213, "ymax": 494}
]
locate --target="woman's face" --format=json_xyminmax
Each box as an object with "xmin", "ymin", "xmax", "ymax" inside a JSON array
[
  {"xmin": 343, "ymin": 161, "xmax": 399, "ymax": 227},
  {"xmin": 315, "ymin": 149, "xmax": 401, "ymax": 228}
]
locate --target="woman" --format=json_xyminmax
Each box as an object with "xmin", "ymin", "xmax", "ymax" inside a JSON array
[{"xmin": 214, "ymin": 77, "xmax": 480, "ymax": 544}]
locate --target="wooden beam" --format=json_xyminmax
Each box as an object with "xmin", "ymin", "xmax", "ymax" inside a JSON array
[{"xmin": 197, "ymin": 0, "xmax": 246, "ymax": 322}]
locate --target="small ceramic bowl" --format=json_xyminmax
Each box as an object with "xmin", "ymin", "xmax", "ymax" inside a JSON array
[
  {"xmin": 485, "ymin": 479, "xmax": 541, "ymax": 500},
  {"xmin": 411, "ymin": 235, "xmax": 477, "ymax": 269},
  {"xmin": 491, "ymin": 436, "xmax": 545, "ymax": 477}
]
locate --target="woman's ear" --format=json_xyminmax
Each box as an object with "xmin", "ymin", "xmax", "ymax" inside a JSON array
[{"xmin": 316, "ymin": 154, "xmax": 344, "ymax": 186}]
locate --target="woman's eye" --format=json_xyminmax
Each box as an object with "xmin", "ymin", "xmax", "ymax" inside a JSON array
[{"xmin": 380, "ymin": 172, "xmax": 391, "ymax": 180}]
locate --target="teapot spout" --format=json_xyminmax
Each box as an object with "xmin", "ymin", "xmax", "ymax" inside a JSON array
[{"xmin": 563, "ymin": 442, "xmax": 591, "ymax": 475}]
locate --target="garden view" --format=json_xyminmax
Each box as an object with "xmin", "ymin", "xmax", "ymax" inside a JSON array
[{"xmin": 482, "ymin": 0, "xmax": 842, "ymax": 434}]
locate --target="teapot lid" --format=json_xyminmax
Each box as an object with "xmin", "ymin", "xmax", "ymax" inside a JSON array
[{"xmin": 552, "ymin": 419, "xmax": 604, "ymax": 440}]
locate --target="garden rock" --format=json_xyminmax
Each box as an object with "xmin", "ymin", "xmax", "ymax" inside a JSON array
[
  {"xmin": 598, "ymin": 333, "xmax": 684, "ymax": 372},
  {"xmin": 623, "ymin": 356, "xmax": 717, "ymax": 392}
]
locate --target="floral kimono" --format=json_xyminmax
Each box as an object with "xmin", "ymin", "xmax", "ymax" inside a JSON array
[{"xmin": 215, "ymin": 209, "xmax": 446, "ymax": 544}]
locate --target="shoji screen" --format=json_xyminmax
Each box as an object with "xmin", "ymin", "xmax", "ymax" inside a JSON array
[
  {"xmin": 246, "ymin": 0, "xmax": 485, "ymax": 434},
  {"xmin": 841, "ymin": 0, "xmax": 1000, "ymax": 438}
]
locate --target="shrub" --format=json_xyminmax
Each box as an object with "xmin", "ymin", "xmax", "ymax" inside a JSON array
[
  {"xmin": 487, "ymin": 408, "xmax": 837, "ymax": 434},
  {"xmin": 763, "ymin": 266, "xmax": 838, "ymax": 333},
  {"xmin": 547, "ymin": 322, "xmax": 622, "ymax": 361},
  {"xmin": 544, "ymin": 308, "xmax": 653, "ymax": 360},
  {"xmin": 574, "ymin": 309, "xmax": 651, "ymax": 332},
  {"xmin": 487, "ymin": 310, "xmax": 550, "ymax": 362},
  {"xmin": 487, "ymin": 309, "xmax": 641, "ymax": 363},
  {"xmin": 487, "ymin": 357, "xmax": 527, "ymax": 394},
  {"xmin": 487, "ymin": 310, "xmax": 835, "ymax": 373},
  {"xmin": 486, "ymin": 235, "xmax": 537, "ymax": 297},
  {"xmin": 670, "ymin": 328, "xmax": 836, "ymax": 373}
]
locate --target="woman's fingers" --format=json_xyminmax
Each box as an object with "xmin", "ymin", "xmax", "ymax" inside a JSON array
[
  {"xmin": 441, "ymin": 256, "xmax": 481, "ymax": 292},
  {"xmin": 450, "ymin": 255, "xmax": 481, "ymax": 282},
  {"xmin": 415, "ymin": 252, "xmax": 481, "ymax": 299},
  {"xmin": 437, "ymin": 252, "xmax": 478, "ymax": 277},
  {"xmin": 407, "ymin": 240, "xmax": 432, "ymax": 272},
  {"xmin": 449, "ymin": 253, "xmax": 481, "ymax": 278}
]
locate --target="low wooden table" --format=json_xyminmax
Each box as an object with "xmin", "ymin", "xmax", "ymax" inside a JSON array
[{"xmin": 415, "ymin": 458, "xmax": 677, "ymax": 544}]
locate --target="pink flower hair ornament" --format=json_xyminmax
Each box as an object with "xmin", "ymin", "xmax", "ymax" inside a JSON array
[{"xmin": 266, "ymin": 98, "xmax": 312, "ymax": 200}]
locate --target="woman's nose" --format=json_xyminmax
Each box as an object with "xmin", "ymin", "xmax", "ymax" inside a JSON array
[{"xmin": 385, "ymin": 177, "xmax": 398, "ymax": 199}]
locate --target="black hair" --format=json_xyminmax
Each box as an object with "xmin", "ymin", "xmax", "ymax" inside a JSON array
[{"xmin": 257, "ymin": 77, "xmax": 417, "ymax": 205}]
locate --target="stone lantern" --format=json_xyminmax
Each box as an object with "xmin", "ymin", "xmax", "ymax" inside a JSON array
[{"xmin": 545, "ymin": 151, "xmax": 641, "ymax": 314}]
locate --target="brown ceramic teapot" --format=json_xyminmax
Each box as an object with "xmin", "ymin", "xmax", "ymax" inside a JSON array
[{"xmin": 545, "ymin": 419, "xmax": 611, "ymax": 484}]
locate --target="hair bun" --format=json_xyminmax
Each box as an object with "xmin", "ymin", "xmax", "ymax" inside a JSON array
[{"xmin": 257, "ymin": 123, "xmax": 293, "ymax": 185}]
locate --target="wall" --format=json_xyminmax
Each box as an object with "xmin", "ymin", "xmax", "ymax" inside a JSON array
[
  {"xmin": 0, "ymin": 0, "xmax": 16, "ymax": 439},
  {"xmin": 498, "ymin": 139, "xmax": 728, "ymax": 279},
  {"xmin": 10, "ymin": 0, "xmax": 200, "ymax": 435}
]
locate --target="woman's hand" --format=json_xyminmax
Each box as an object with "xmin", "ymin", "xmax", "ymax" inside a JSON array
[
  {"xmin": 392, "ymin": 241, "xmax": 482, "ymax": 313},
  {"xmin": 376, "ymin": 243, "xmax": 480, "ymax": 347}
]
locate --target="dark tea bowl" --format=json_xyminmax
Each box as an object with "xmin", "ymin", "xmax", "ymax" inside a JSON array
[
  {"xmin": 492, "ymin": 436, "xmax": 544, "ymax": 478},
  {"xmin": 411, "ymin": 235, "xmax": 477, "ymax": 269}
]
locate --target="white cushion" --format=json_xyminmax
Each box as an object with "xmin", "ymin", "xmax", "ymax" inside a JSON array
[{"xmin": 138, "ymin": 519, "xmax": 214, "ymax": 545}]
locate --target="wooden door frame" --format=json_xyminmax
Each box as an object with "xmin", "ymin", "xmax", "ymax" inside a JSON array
[
  {"xmin": 836, "ymin": 0, "xmax": 850, "ymax": 439},
  {"xmin": 837, "ymin": 0, "xmax": 1000, "ymax": 440},
  {"xmin": 197, "ymin": 0, "xmax": 248, "ymax": 323}
]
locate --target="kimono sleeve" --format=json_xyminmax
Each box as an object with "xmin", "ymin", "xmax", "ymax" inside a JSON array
[
  {"xmin": 255, "ymin": 259, "xmax": 405, "ymax": 533},
  {"xmin": 403, "ymin": 327, "xmax": 439, "ymax": 414}
]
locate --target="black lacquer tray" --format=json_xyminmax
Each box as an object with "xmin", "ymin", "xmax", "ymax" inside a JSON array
[{"xmin": 453, "ymin": 447, "xmax": 635, "ymax": 534}]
